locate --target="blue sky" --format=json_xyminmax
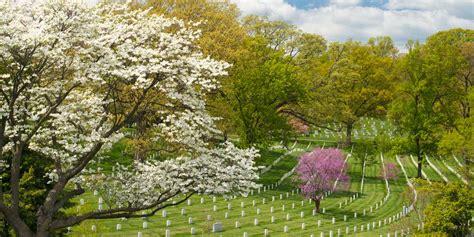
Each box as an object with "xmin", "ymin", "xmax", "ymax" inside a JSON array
[{"xmin": 231, "ymin": 0, "xmax": 474, "ymax": 52}]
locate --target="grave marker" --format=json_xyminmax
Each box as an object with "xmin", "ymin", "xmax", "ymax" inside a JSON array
[{"xmin": 213, "ymin": 222, "xmax": 223, "ymax": 232}]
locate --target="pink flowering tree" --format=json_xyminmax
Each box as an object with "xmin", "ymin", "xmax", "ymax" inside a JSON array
[
  {"xmin": 381, "ymin": 162, "xmax": 400, "ymax": 180},
  {"xmin": 295, "ymin": 148, "xmax": 350, "ymax": 213}
]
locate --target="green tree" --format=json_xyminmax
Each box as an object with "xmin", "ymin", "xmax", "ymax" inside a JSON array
[
  {"xmin": 391, "ymin": 29, "xmax": 474, "ymax": 179},
  {"xmin": 300, "ymin": 38, "xmax": 396, "ymax": 146},
  {"xmin": 422, "ymin": 183, "xmax": 474, "ymax": 236},
  {"xmin": 228, "ymin": 37, "xmax": 304, "ymax": 145},
  {"xmin": 390, "ymin": 41, "xmax": 444, "ymax": 178},
  {"xmin": 430, "ymin": 29, "xmax": 474, "ymax": 180}
]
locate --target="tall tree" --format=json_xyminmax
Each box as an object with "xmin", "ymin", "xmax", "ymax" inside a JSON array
[
  {"xmin": 391, "ymin": 29, "xmax": 474, "ymax": 178},
  {"xmin": 228, "ymin": 37, "xmax": 304, "ymax": 145},
  {"xmin": 430, "ymin": 29, "xmax": 474, "ymax": 170},
  {"xmin": 0, "ymin": 2, "xmax": 259, "ymax": 236},
  {"xmin": 299, "ymin": 38, "xmax": 397, "ymax": 145},
  {"xmin": 125, "ymin": 0, "xmax": 248, "ymax": 156}
]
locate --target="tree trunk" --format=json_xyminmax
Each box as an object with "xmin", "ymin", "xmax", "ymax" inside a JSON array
[
  {"xmin": 314, "ymin": 198, "xmax": 321, "ymax": 213},
  {"xmin": 345, "ymin": 122, "xmax": 353, "ymax": 147},
  {"xmin": 134, "ymin": 115, "xmax": 147, "ymax": 162},
  {"xmin": 415, "ymin": 136, "xmax": 423, "ymax": 178}
]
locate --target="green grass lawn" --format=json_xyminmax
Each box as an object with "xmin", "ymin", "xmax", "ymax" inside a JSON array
[{"xmin": 66, "ymin": 141, "xmax": 416, "ymax": 237}]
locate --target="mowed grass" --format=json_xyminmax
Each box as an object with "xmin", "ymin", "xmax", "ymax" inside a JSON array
[
  {"xmin": 427, "ymin": 156, "xmax": 463, "ymax": 183},
  {"xmin": 67, "ymin": 141, "xmax": 415, "ymax": 237}
]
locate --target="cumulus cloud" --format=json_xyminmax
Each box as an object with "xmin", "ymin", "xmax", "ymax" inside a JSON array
[
  {"xmin": 329, "ymin": 0, "xmax": 361, "ymax": 7},
  {"xmin": 231, "ymin": 0, "xmax": 474, "ymax": 51},
  {"xmin": 384, "ymin": 0, "xmax": 474, "ymax": 19}
]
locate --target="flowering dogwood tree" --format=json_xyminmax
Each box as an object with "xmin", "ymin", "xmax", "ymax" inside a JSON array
[
  {"xmin": 0, "ymin": 2, "xmax": 259, "ymax": 236},
  {"xmin": 295, "ymin": 148, "xmax": 349, "ymax": 213}
]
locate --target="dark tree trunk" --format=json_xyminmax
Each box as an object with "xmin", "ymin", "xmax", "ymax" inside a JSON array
[
  {"xmin": 314, "ymin": 198, "xmax": 321, "ymax": 213},
  {"xmin": 416, "ymin": 136, "xmax": 423, "ymax": 178},
  {"xmin": 345, "ymin": 122, "xmax": 353, "ymax": 147}
]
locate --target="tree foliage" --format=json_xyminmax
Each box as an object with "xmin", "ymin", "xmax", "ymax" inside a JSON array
[
  {"xmin": 420, "ymin": 183, "xmax": 474, "ymax": 236},
  {"xmin": 300, "ymin": 38, "xmax": 397, "ymax": 145},
  {"xmin": 227, "ymin": 37, "xmax": 304, "ymax": 145},
  {"xmin": 0, "ymin": 2, "xmax": 259, "ymax": 236}
]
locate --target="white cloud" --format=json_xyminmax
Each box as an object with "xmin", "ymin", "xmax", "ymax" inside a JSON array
[
  {"xmin": 329, "ymin": 0, "xmax": 361, "ymax": 7},
  {"xmin": 231, "ymin": 0, "xmax": 474, "ymax": 51},
  {"xmin": 232, "ymin": 0, "xmax": 297, "ymax": 21},
  {"xmin": 384, "ymin": 0, "xmax": 474, "ymax": 19}
]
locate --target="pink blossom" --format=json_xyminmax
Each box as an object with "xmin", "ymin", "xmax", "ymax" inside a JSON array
[
  {"xmin": 381, "ymin": 162, "xmax": 400, "ymax": 180},
  {"xmin": 295, "ymin": 148, "xmax": 350, "ymax": 212}
]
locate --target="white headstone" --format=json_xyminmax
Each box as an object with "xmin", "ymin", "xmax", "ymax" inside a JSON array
[
  {"xmin": 138, "ymin": 232, "xmax": 143, "ymax": 237},
  {"xmin": 354, "ymin": 212, "xmax": 357, "ymax": 218},
  {"xmin": 212, "ymin": 222, "xmax": 223, "ymax": 232},
  {"xmin": 264, "ymin": 229, "xmax": 269, "ymax": 236},
  {"xmin": 91, "ymin": 225, "xmax": 96, "ymax": 232},
  {"xmin": 166, "ymin": 220, "xmax": 171, "ymax": 227},
  {"xmin": 165, "ymin": 229, "xmax": 171, "ymax": 237},
  {"xmin": 142, "ymin": 222, "xmax": 148, "ymax": 229},
  {"xmin": 188, "ymin": 217, "xmax": 193, "ymax": 224},
  {"xmin": 241, "ymin": 201, "xmax": 244, "ymax": 208},
  {"xmin": 344, "ymin": 215, "xmax": 347, "ymax": 221},
  {"xmin": 241, "ymin": 210, "xmax": 245, "ymax": 217},
  {"xmin": 191, "ymin": 227, "xmax": 196, "ymax": 235},
  {"xmin": 292, "ymin": 203, "xmax": 295, "ymax": 209},
  {"xmin": 254, "ymin": 218, "xmax": 259, "ymax": 226},
  {"xmin": 271, "ymin": 216, "xmax": 275, "ymax": 223},
  {"xmin": 257, "ymin": 208, "xmax": 260, "ymax": 215},
  {"xmin": 213, "ymin": 205, "xmax": 217, "ymax": 212},
  {"xmin": 187, "ymin": 199, "xmax": 192, "ymax": 206},
  {"xmin": 213, "ymin": 196, "xmax": 216, "ymax": 203},
  {"xmin": 318, "ymin": 220, "xmax": 321, "ymax": 227},
  {"xmin": 300, "ymin": 211, "xmax": 304, "ymax": 218},
  {"xmin": 181, "ymin": 208, "xmax": 186, "ymax": 215},
  {"xmin": 286, "ymin": 213, "xmax": 291, "ymax": 220},
  {"xmin": 162, "ymin": 210, "xmax": 167, "ymax": 218},
  {"xmin": 225, "ymin": 212, "xmax": 229, "ymax": 219},
  {"xmin": 252, "ymin": 200, "xmax": 256, "ymax": 206},
  {"xmin": 332, "ymin": 217, "xmax": 335, "ymax": 224},
  {"xmin": 200, "ymin": 197, "xmax": 204, "ymax": 204},
  {"xmin": 116, "ymin": 224, "xmax": 121, "ymax": 231},
  {"xmin": 284, "ymin": 225, "xmax": 288, "ymax": 233},
  {"xmin": 313, "ymin": 209, "xmax": 316, "ymax": 216},
  {"xmin": 243, "ymin": 232, "xmax": 248, "ymax": 237},
  {"xmin": 302, "ymin": 223, "xmax": 306, "ymax": 230},
  {"xmin": 322, "ymin": 208, "xmax": 326, "ymax": 214},
  {"xmin": 270, "ymin": 206, "xmax": 274, "ymax": 213},
  {"xmin": 235, "ymin": 221, "xmax": 240, "ymax": 228},
  {"xmin": 80, "ymin": 199, "xmax": 85, "ymax": 205}
]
